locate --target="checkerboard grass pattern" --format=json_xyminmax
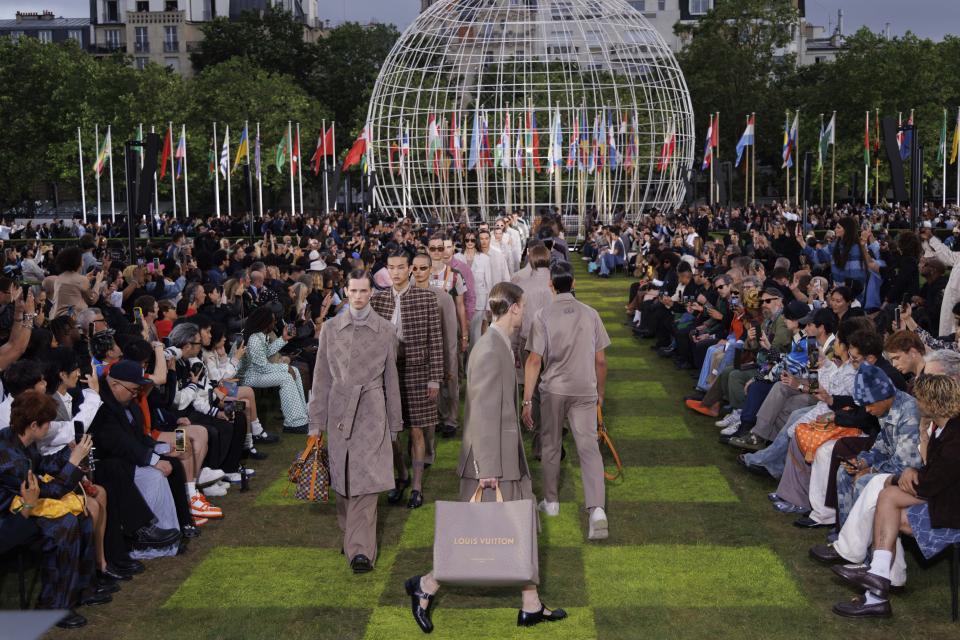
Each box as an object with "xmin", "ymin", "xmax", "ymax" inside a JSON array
[{"xmin": 29, "ymin": 257, "xmax": 960, "ymax": 639}]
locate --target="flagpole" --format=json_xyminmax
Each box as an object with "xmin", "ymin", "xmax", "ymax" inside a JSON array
[
  {"xmin": 256, "ymin": 122, "xmax": 263, "ymax": 219},
  {"xmin": 107, "ymin": 125, "xmax": 116, "ymax": 222},
  {"xmin": 287, "ymin": 121, "xmax": 295, "ymax": 215},
  {"xmin": 709, "ymin": 113, "xmax": 714, "ymax": 206},
  {"xmin": 321, "ymin": 119, "xmax": 329, "ymax": 213},
  {"xmin": 182, "ymin": 124, "xmax": 190, "ymax": 218},
  {"xmin": 77, "ymin": 127, "xmax": 87, "ymax": 223},
  {"xmin": 225, "ymin": 125, "xmax": 232, "ymax": 218},
  {"xmin": 794, "ymin": 109, "xmax": 799, "ymax": 210},
  {"xmin": 830, "ymin": 111, "xmax": 836, "ymax": 211},
  {"xmin": 296, "ymin": 122, "xmax": 304, "ymax": 216},
  {"xmin": 943, "ymin": 108, "xmax": 948, "ymax": 210},
  {"xmin": 715, "ymin": 111, "xmax": 720, "ymax": 205},
  {"xmin": 786, "ymin": 110, "xmax": 791, "ymax": 208},
  {"xmin": 956, "ymin": 107, "xmax": 959, "ymax": 208},
  {"xmin": 751, "ymin": 113, "xmax": 756, "ymax": 205},
  {"xmin": 331, "ymin": 121, "xmax": 338, "ymax": 212},
  {"xmin": 865, "ymin": 111, "xmax": 870, "ymax": 206},
  {"xmin": 744, "ymin": 114, "xmax": 749, "ymax": 207},
  {"xmin": 94, "ymin": 124, "xmax": 101, "ymax": 225},
  {"xmin": 212, "ymin": 123, "xmax": 221, "ymax": 218},
  {"xmin": 819, "ymin": 113, "xmax": 824, "ymax": 209},
  {"xmin": 876, "ymin": 107, "xmax": 882, "ymax": 205}
]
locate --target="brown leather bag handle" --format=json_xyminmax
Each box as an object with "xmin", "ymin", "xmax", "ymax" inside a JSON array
[{"xmin": 597, "ymin": 406, "xmax": 623, "ymax": 482}]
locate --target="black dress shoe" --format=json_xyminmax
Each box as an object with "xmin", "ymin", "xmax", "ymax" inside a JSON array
[
  {"xmin": 113, "ymin": 558, "xmax": 145, "ymax": 574},
  {"xmin": 832, "ymin": 595, "xmax": 892, "ymax": 618},
  {"xmin": 517, "ymin": 605, "xmax": 568, "ymax": 627},
  {"xmin": 794, "ymin": 516, "xmax": 832, "ymax": 529},
  {"xmin": 404, "ymin": 575, "xmax": 435, "ymax": 634},
  {"xmin": 831, "ymin": 564, "xmax": 891, "ymax": 597},
  {"xmin": 350, "ymin": 554, "xmax": 373, "ymax": 574},
  {"xmin": 408, "ymin": 490, "xmax": 424, "ymax": 509},
  {"xmin": 102, "ymin": 564, "xmax": 133, "ymax": 581},
  {"xmin": 81, "ymin": 591, "xmax": 113, "ymax": 606},
  {"xmin": 181, "ymin": 524, "xmax": 202, "ymax": 539},
  {"xmin": 56, "ymin": 610, "xmax": 87, "ymax": 629},
  {"xmin": 95, "ymin": 574, "xmax": 121, "ymax": 594},
  {"xmin": 282, "ymin": 424, "xmax": 308, "ymax": 434},
  {"xmin": 684, "ymin": 391, "xmax": 706, "ymax": 402},
  {"xmin": 440, "ymin": 424, "xmax": 457, "ymax": 438},
  {"xmin": 809, "ymin": 543, "xmax": 845, "ymax": 564},
  {"xmin": 253, "ymin": 432, "xmax": 280, "ymax": 444},
  {"xmin": 387, "ymin": 478, "xmax": 410, "ymax": 504},
  {"xmin": 241, "ymin": 447, "xmax": 268, "ymax": 460},
  {"xmin": 132, "ymin": 523, "xmax": 181, "ymax": 548}
]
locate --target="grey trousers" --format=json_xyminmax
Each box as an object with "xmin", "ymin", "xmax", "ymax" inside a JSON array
[
  {"xmin": 438, "ymin": 374, "xmax": 460, "ymax": 428},
  {"xmin": 752, "ymin": 382, "xmax": 816, "ymax": 442},
  {"xmin": 540, "ymin": 392, "xmax": 605, "ymax": 510},
  {"xmin": 336, "ymin": 491, "xmax": 380, "ymax": 564}
]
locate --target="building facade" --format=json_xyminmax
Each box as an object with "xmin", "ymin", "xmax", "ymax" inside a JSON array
[{"xmin": 0, "ymin": 11, "xmax": 91, "ymax": 49}]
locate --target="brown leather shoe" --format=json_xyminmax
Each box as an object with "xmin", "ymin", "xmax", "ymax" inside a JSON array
[
  {"xmin": 809, "ymin": 543, "xmax": 844, "ymax": 564},
  {"xmin": 831, "ymin": 564, "xmax": 890, "ymax": 598},
  {"xmin": 832, "ymin": 595, "xmax": 892, "ymax": 618}
]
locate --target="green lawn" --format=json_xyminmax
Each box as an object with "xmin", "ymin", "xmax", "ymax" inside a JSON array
[{"xmin": 5, "ymin": 257, "xmax": 958, "ymax": 639}]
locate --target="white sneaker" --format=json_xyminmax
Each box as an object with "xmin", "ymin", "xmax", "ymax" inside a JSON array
[
  {"xmin": 198, "ymin": 467, "xmax": 225, "ymax": 487},
  {"xmin": 588, "ymin": 507, "xmax": 609, "ymax": 540},
  {"xmin": 214, "ymin": 480, "xmax": 230, "ymax": 490},
  {"xmin": 202, "ymin": 483, "xmax": 228, "ymax": 497},
  {"xmin": 715, "ymin": 410, "xmax": 741, "ymax": 428},
  {"xmin": 720, "ymin": 423, "xmax": 740, "ymax": 437},
  {"xmin": 537, "ymin": 499, "xmax": 560, "ymax": 517},
  {"xmin": 223, "ymin": 468, "xmax": 256, "ymax": 483}
]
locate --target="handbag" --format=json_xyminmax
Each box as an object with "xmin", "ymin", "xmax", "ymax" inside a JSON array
[
  {"xmin": 597, "ymin": 406, "xmax": 623, "ymax": 481},
  {"xmin": 795, "ymin": 421, "xmax": 862, "ymax": 463},
  {"xmin": 286, "ymin": 434, "xmax": 330, "ymax": 503},
  {"xmin": 433, "ymin": 485, "xmax": 538, "ymax": 587}
]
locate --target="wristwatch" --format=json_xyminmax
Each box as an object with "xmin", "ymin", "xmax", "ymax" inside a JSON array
[{"xmin": 522, "ymin": 399, "xmax": 533, "ymax": 407}]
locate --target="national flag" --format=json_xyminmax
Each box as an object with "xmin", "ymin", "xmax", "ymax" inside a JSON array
[
  {"xmin": 896, "ymin": 112, "xmax": 904, "ymax": 149},
  {"xmin": 174, "ymin": 127, "xmax": 187, "ymax": 179},
  {"xmin": 567, "ymin": 109, "xmax": 579, "ymax": 170},
  {"xmin": 207, "ymin": 137, "xmax": 216, "ymax": 179},
  {"xmin": 781, "ymin": 112, "xmax": 796, "ymax": 169},
  {"xmin": 311, "ymin": 125, "xmax": 334, "ymax": 175},
  {"xmin": 401, "ymin": 126, "xmax": 410, "ymax": 157},
  {"xmin": 527, "ymin": 109, "xmax": 540, "ymax": 172},
  {"xmin": 588, "ymin": 113, "xmax": 599, "ymax": 174},
  {"xmin": 450, "ymin": 113, "xmax": 462, "ymax": 171},
  {"xmin": 937, "ymin": 108, "xmax": 947, "ymax": 167},
  {"xmin": 579, "ymin": 111, "xmax": 590, "ymax": 171},
  {"xmin": 515, "ymin": 115, "xmax": 524, "ymax": 175},
  {"xmin": 232, "ymin": 124, "xmax": 249, "ymax": 173},
  {"xmin": 219, "ymin": 126, "xmax": 230, "ymax": 179},
  {"xmin": 341, "ymin": 125, "xmax": 368, "ymax": 171},
  {"xmin": 467, "ymin": 111, "xmax": 481, "ymax": 171},
  {"xmin": 548, "ymin": 106, "xmax": 563, "ymax": 173},
  {"xmin": 701, "ymin": 113, "xmax": 714, "ymax": 170},
  {"xmin": 275, "ymin": 134, "xmax": 287, "ymax": 173},
  {"xmin": 606, "ymin": 111, "xmax": 617, "ymax": 169},
  {"xmin": 951, "ymin": 108, "xmax": 960, "ymax": 165},
  {"xmin": 291, "ymin": 127, "xmax": 300, "ymax": 173},
  {"xmin": 495, "ymin": 114, "xmax": 511, "ymax": 168},
  {"xmin": 656, "ymin": 121, "xmax": 676, "ymax": 172},
  {"xmin": 818, "ymin": 113, "xmax": 835, "ymax": 171},
  {"xmin": 388, "ymin": 141, "xmax": 397, "ymax": 174},
  {"xmin": 481, "ymin": 112, "xmax": 492, "ymax": 167},
  {"xmin": 93, "ymin": 127, "xmax": 111, "ymax": 177},
  {"xmin": 427, "ymin": 114, "xmax": 443, "ymax": 175},
  {"xmin": 254, "ymin": 129, "xmax": 261, "ymax": 179},
  {"xmin": 864, "ymin": 111, "xmax": 870, "ymax": 167},
  {"xmin": 900, "ymin": 112, "xmax": 914, "ymax": 160},
  {"xmin": 735, "ymin": 115, "xmax": 755, "ymax": 168},
  {"xmin": 594, "ymin": 112, "xmax": 605, "ymax": 170},
  {"xmin": 159, "ymin": 126, "xmax": 172, "ymax": 179}
]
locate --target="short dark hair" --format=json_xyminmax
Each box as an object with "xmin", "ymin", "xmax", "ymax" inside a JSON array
[
  {"xmin": 347, "ymin": 269, "xmax": 373, "ymax": 287},
  {"xmin": 386, "ymin": 250, "xmax": 410, "ymax": 265},
  {"xmin": 122, "ymin": 338, "xmax": 154, "ymax": 364},
  {"xmin": 55, "ymin": 246, "xmax": 83, "ymax": 273},
  {"xmin": 848, "ymin": 329, "xmax": 884, "ymax": 359},
  {"xmin": 677, "ymin": 261, "xmax": 692, "ymax": 275},
  {"xmin": 488, "ymin": 282, "xmax": 524, "ymax": 319},
  {"xmin": 2, "ymin": 360, "xmax": 45, "ymax": 397},
  {"xmin": 11, "ymin": 390, "xmax": 58, "ymax": 436},
  {"xmin": 550, "ymin": 262, "xmax": 574, "ymax": 293}
]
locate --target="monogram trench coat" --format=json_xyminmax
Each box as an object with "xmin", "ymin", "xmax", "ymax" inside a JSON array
[{"xmin": 308, "ymin": 309, "xmax": 403, "ymax": 497}]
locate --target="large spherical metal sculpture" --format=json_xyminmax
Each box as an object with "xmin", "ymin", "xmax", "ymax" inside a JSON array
[{"xmin": 365, "ymin": 0, "xmax": 694, "ymax": 226}]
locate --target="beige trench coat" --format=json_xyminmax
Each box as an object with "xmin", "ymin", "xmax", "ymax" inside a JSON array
[{"xmin": 308, "ymin": 310, "xmax": 403, "ymax": 497}]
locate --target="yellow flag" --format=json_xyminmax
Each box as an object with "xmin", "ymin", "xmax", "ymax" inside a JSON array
[
  {"xmin": 232, "ymin": 124, "xmax": 249, "ymax": 173},
  {"xmin": 951, "ymin": 109, "xmax": 960, "ymax": 165}
]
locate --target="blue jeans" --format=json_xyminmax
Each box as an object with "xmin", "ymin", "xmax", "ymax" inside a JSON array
[
  {"xmin": 600, "ymin": 252, "xmax": 625, "ymax": 275},
  {"xmin": 739, "ymin": 380, "xmax": 774, "ymax": 429},
  {"xmin": 696, "ymin": 341, "xmax": 738, "ymax": 392},
  {"xmin": 743, "ymin": 405, "xmax": 810, "ymax": 479}
]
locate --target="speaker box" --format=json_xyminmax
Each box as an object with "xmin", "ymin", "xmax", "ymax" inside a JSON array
[{"xmin": 882, "ymin": 117, "xmax": 908, "ymax": 202}]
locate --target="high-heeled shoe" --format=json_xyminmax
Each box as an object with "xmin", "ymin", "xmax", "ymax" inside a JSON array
[
  {"xmin": 517, "ymin": 605, "xmax": 568, "ymax": 627},
  {"xmin": 407, "ymin": 490, "xmax": 424, "ymax": 509},
  {"xmin": 387, "ymin": 477, "xmax": 410, "ymax": 504},
  {"xmin": 404, "ymin": 575, "xmax": 435, "ymax": 633}
]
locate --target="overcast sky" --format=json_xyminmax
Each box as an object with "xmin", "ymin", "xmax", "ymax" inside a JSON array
[{"xmin": 2, "ymin": 1, "xmax": 958, "ymax": 41}]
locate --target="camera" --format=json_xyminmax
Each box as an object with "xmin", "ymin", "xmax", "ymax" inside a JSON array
[{"xmin": 174, "ymin": 428, "xmax": 186, "ymax": 453}]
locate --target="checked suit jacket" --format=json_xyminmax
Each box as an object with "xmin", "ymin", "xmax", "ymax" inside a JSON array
[{"xmin": 370, "ymin": 285, "xmax": 444, "ymax": 385}]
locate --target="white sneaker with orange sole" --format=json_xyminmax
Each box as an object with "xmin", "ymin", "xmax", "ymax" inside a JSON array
[{"xmin": 190, "ymin": 494, "xmax": 223, "ymax": 519}]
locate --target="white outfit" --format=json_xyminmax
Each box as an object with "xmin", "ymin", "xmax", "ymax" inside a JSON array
[
  {"xmin": 922, "ymin": 235, "xmax": 960, "ymax": 336},
  {"xmin": 492, "ymin": 235, "xmax": 519, "ymax": 274},
  {"xmin": 0, "ymin": 389, "xmax": 102, "ymax": 456},
  {"xmin": 455, "ymin": 251, "xmax": 493, "ymax": 313},
  {"xmin": 485, "ymin": 246, "xmax": 511, "ymax": 286}
]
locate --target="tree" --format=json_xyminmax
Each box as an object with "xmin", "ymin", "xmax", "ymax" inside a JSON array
[{"xmin": 190, "ymin": 6, "xmax": 318, "ymax": 86}]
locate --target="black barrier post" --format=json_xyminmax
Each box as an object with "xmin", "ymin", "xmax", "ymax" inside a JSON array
[{"xmin": 124, "ymin": 142, "xmax": 142, "ymax": 265}]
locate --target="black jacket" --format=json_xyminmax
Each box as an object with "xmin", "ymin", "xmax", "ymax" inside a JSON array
[
  {"xmin": 88, "ymin": 378, "xmax": 154, "ymax": 468},
  {"xmin": 915, "ymin": 417, "xmax": 960, "ymax": 529}
]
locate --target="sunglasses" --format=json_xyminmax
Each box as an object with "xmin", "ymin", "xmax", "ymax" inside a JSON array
[
  {"xmin": 465, "ymin": 238, "xmax": 476, "ymax": 243},
  {"xmin": 428, "ymin": 246, "xmax": 444, "ymax": 252},
  {"xmin": 761, "ymin": 298, "xmax": 778, "ymax": 304},
  {"xmin": 412, "ymin": 265, "xmax": 431, "ymax": 272}
]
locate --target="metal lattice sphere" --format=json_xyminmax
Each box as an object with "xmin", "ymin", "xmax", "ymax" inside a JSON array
[{"xmin": 366, "ymin": 0, "xmax": 694, "ymax": 227}]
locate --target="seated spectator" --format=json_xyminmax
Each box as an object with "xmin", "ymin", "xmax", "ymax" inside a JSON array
[{"xmin": 154, "ymin": 300, "xmax": 177, "ymax": 341}]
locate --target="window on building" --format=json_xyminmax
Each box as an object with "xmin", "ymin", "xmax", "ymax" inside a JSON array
[
  {"xmin": 164, "ymin": 26, "xmax": 178, "ymax": 52},
  {"xmin": 135, "ymin": 26, "xmax": 148, "ymax": 52},
  {"xmin": 659, "ymin": 0, "xmax": 666, "ymax": 10},
  {"xmin": 689, "ymin": 0, "xmax": 710, "ymax": 15},
  {"xmin": 165, "ymin": 0, "xmax": 179, "ymax": 11},
  {"xmin": 105, "ymin": 28, "xmax": 121, "ymax": 50},
  {"xmin": 68, "ymin": 29, "xmax": 83, "ymax": 42},
  {"xmin": 9, "ymin": 30, "xmax": 23, "ymax": 43},
  {"xmin": 136, "ymin": 1, "xmax": 149, "ymax": 11},
  {"xmin": 135, "ymin": 57, "xmax": 148, "ymax": 70},
  {"xmin": 37, "ymin": 30, "xmax": 53, "ymax": 44},
  {"xmin": 106, "ymin": 1, "xmax": 119, "ymax": 22},
  {"xmin": 629, "ymin": 0, "xmax": 645, "ymax": 11}
]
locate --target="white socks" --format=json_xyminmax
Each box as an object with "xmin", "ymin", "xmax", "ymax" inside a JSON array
[
  {"xmin": 186, "ymin": 482, "xmax": 197, "ymax": 497},
  {"xmin": 250, "ymin": 420, "xmax": 264, "ymax": 436},
  {"xmin": 869, "ymin": 549, "xmax": 892, "ymax": 580},
  {"xmin": 864, "ymin": 591, "xmax": 886, "ymax": 605}
]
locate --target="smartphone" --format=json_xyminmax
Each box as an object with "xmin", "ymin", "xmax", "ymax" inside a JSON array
[
  {"xmin": 894, "ymin": 307, "xmax": 902, "ymax": 329},
  {"xmin": 807, "ymin": 370, "xmax": 819, "ymax": 394},
  {"xmin": 174, "ymin": 428, "xmax": 186, "ymax": 453},
  {"xmin": 901, "ymin": 292, "xmax": 912, "ymax": 308},
  {"xmin": 286, "ymin": 322, "xmax": 296, "ymax": 336},
  {"xmin": 232, "ymin": 335, "xmax": 244, "ymax": 351},
  {"xmin": 137, "ymin": 257, "xmax": 145, "ymax": 267},
  {"xmin": 21, "ymin": 283, "xmax": 30, "ymax": 300},
  {"xmin": 153, "ymin": 258, "xmax": 160, "ymax": 270},
  {"xmin": 133, "ymin": 306, "xmax": 143, "ymax": 324}
]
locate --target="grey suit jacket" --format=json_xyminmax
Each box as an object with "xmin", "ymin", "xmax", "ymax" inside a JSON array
[{"xmin": 456, "ymin": 326, "xmax": 530, "ymax": 482}]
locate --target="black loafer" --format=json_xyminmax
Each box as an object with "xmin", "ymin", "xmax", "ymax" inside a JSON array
[
  {"xmin": 131, "ymin": 523, "xmax": 181, "ymax": 548},
  {"xmin": 831, "ymin": 564, "xmax": 891, "ymax": 598},
  {"xmin": 794, "ymin": 516, "xmax": 832, "ymax": 529},
  {"xmin": 253, "ymin": 432, "xmax": 280, "ymax": 444},
  {"xmin": 350, "ymin": 554, "xmax": 373, "ymax": 574},
  {"xmin": 408, "ymin": 490, "xmax": 424, "ymax": 509},
  {"xmin": 387, "ymin": 478, "xmax": 410, "ymax": 505},
  {"xmin": 404, "ymin": 575, "xmax": 435, "ymax": 633},
  {"xmin": 809, "ymin": 543, "xmax": 844, "ymax": 564},
  {"xmin": 241, "ymin": 447, "xmax": 268, "ymax": 460},
  {"xmin": 181, "ymin": 524, "xmax": 202, "ymax": 539},
  {"xmin": 282, "ymin": 424, "xmax": 308, "ymax": 434},
  {"xmin": 102, "ymin": 564, "xmax": 133, "ymax": 581},
  {"xmin": 113, "ymin": 558, "xmax": 145, "ymax": 574},
  {"xmin": 95, "ymin": 579, "xmax": 121, "ymax": 596},
  {"xmin": 832, "ymin": 595, "xmax": 892, "ymax": 618},
  {"xmin": 56, "ymin": 610, "xmax": 87, "ymax": 629},
  {"xmin": 440, "ymin": 424, "xmax": 457, "ymax": 438},
  {"xmin": 81, "ymin": 591, "xmax": 113, "ymax": 606},
  {"xmin": 517, "ymin": 605, "xmax": 568, "ymax": 626}
]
